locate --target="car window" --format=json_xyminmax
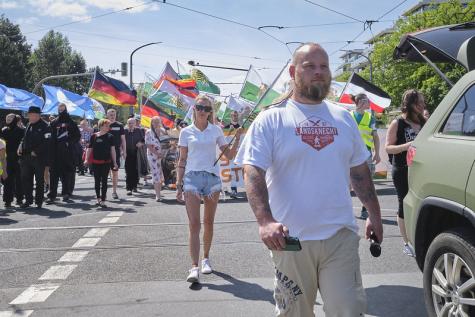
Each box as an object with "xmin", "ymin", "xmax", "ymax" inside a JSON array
[{"xmin": 442, "ymin": 85, "xmax": 475, "ymax": 136}]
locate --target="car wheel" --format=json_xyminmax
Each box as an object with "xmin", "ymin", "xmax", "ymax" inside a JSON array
[{"xmin": 423, "ymin": 228, "xmax": 475, "ymax": 317}]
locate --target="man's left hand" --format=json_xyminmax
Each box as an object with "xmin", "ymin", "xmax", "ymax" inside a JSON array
[{"xmin": 365, "ymin": 214, "xmax": 383, "ymax": 243}]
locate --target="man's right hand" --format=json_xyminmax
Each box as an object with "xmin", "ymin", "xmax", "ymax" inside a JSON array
[
  {"xmin": 17, "ymin": 148, "xmax": 22, "ymax": 156},
  {"xmin": 258, "ymin": 220, "xmax": 289, "ymax": 251}
]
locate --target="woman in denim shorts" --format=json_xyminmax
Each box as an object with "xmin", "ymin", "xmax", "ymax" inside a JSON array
[{"xmin": 176, "ymin": 95, "xmax": 243, "ymax": 284}]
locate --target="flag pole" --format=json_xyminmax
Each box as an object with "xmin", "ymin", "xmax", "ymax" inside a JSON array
[
  {"xmin": 338, "ymin": 71, "xmax": 355, "ymax": 102},
  {"xmin": 213, "ymin": 60, "xmax": 290, "ymax": 166},
  {"xmin": 237, "ymin": 65, "xmax": 253, "ymax": 99}
]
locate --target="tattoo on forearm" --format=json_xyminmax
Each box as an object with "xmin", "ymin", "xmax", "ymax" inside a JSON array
[
  {"xmin": 350, "ymin": 165, "xmax": 380, "ymax": 212},
  {"xmin": 244, "ymin": 166, "xmax": 272, "ymax": 217}
]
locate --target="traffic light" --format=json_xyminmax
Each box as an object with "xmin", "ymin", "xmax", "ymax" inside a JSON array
[{"xmin": 121, "ymin": 62, "xmax": 128, "ymax": 76}]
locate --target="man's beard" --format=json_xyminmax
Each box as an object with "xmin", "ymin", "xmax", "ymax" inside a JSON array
[{"xmin": 295, "ymin": 77, "xmax": 331, "ymax": 102}]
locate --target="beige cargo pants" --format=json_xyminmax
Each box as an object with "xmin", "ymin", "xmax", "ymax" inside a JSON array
[{"xmin": 271, "ymin": 228, "xmax": 367, "ymax": 317}]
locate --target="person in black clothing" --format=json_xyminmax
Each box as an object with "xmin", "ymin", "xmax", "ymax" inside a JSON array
[
  {"xmin": 46, "ymin": 104, "xmax": 81, "ymax": 204},
  {"xmin": 223, "ymin": 110, "xmax": 241, "ymax": 199},
  {"xmin": 106, "ymin": 109, "xmax": 125, "ymax": 199},
  {"xmin": 85, "ymin": 119, "xmax": 117, "ymax": 208},
  {"xmin": 124, "ymin": 118, "xmax": 145, "ymax": 195},
  {"xmin": 18, "ymin": 106, "xmax": 51, "ymax": 209},
  {"xmin": 0, "ymin": 114, "xmax": 25, "ymax": 207},
  {"xmin": 385, "ymin": 89, "xmax": 426, "ymax": 257}
]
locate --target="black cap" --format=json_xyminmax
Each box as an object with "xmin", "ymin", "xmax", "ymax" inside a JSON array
[{"xmin": 27, "ymin": 106, "xmax": 41, "ymax": 114}]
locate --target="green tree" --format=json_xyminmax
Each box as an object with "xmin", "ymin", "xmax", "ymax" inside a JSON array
[
  {"xmin": 0, "ymin": 15, "xmax": 31, "ymax": 89},
  {"xmin": 362, "ymin": 0, "xmax": 474, "ymax": 113},
  {"xmin": 30, "ymin": 30, "xmax": 88, "ymax": 94}
]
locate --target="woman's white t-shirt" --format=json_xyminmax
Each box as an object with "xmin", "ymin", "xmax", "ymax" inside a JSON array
[
  {"xmin": 236, "ymin": 99, "xmax": 369, "ymax": 241},
  {"xmin": 178, "ymin": 123, "xmax": 227, "ymax": 175}
]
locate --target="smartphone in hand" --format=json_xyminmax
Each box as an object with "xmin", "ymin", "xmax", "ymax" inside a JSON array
[{"xmin": 283, "ymin": 236, "xmax": 302, "ymax": 251}]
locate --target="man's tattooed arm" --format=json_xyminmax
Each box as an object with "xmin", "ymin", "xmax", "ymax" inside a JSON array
[
  {"xmin": 244, "ymin": 165, "xmax": 274, "ymax": 224},
  {"xmin": 350, "ymin": 163, "xmax": 381, "ymax": 214}
]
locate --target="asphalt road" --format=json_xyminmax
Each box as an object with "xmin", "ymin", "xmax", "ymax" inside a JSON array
[{"xmin": 0, "ymin": 171, "xmax": 428, "ymax": 317}]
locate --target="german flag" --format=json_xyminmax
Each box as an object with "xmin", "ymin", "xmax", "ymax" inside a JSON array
[
  {"xmin": 140, "ymin": 97, "xmax": 175, "ymax": 129},
  {"xmin": 88, "ymin": 70, "xmax": 137, "ymax": 106}
]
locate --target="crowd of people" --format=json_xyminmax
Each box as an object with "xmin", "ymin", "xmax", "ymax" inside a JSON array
[
  {"xmin": 0, "ymin": 105, "xmax": 187, "ymax": 209},
  {"xmin": 0, "ymin": 42, "xmax": 433, "ymax": 317}
]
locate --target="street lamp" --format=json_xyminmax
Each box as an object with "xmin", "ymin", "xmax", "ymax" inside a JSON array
[
  {"xmin": 340, "ymin": 49, "xmax": 373, "ymax": 82},
  {"xmin": 129, "ymin": 42, "xmax": 161, "ymax": 114},
  {"xmin": 187, "ymin": 60, "xmax": 248, "ymax": 72}
]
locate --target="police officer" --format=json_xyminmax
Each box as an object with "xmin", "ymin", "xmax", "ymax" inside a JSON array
[
  {"xmin": 47, "ymin": 103, "xmax": 80, "ymax": 204},
  {"xmin": 18, "ymin": 106, "xmax": 51, "ymax": 209}
]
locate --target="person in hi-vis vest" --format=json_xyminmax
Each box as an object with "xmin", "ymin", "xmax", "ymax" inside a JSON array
[{"xmin": 350, "ymin": 94, "xmax": 381, "ymax": 219}]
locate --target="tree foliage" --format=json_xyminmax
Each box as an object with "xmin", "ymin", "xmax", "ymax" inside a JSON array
[
  {"xmin": 30, "ymin": 30, "xmax": 88, "ymax": 94},
  {"xmin": 0, "ymin": 15, "xmax": 32, "ymax": 90},
  {"xmin": 360, "ymin": 0, "xmax": 474, "ymax": 112}
]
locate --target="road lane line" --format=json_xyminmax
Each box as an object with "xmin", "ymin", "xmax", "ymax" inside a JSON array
[
  {"xmin": 83, "ymin": 228, "xmax": 110, "ymax": 237},
  {"xmin": 72, "ymin": 238, "xmax": 101, "ymax": 248},
  {"xmin": 0, "ymin": 310, "xmax": 34, "ymax": 317},
  {"xmin": 39, "ymin": 265, "xmax": 77, "ymax": 280},
  {"xmin": 0, "ymin": 220, "xmax": 258, "ymax": 232},
  {"xmin": 58, "ymin": 251, "xmax": 89, "ymax": 262},
  {"xmin": 9, "ymin": 284, "xmax": 60, "ymax": 305},
  {"xmin": 106, "ymin": 212, "xmax": 124, "ymax": 217},
  {"xmin": 98, "ymin": 217, "xmax": 120, "ymax": 224}
]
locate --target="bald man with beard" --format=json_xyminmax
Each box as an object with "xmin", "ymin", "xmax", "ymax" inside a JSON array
[{"xmin": 237, "ymin": 43, "xmax": 383, "ymax": 316}]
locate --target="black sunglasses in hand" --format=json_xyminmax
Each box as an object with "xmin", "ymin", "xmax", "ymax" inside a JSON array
[{"xmin": 195, "ymin": 104, "xmax": 213, "ymax": 112}]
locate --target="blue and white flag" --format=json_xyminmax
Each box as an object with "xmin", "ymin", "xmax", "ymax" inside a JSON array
[
  {"xmin": 43, "ymin": 84, "xmax": 94, "ymax": 118},
  {"xmin": 0, "ymin": 84, "xmax": 43, "ymax": 111}
]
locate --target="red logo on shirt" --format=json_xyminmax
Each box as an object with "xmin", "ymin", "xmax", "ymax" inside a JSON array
[{"xmin": 295, "ymin": 116, "xmax": 338, "ymax": 151}]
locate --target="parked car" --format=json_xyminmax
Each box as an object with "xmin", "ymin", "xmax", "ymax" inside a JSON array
[{"xmin": 394, "ymin": 22, "xmax": 475, "ymax": 317}]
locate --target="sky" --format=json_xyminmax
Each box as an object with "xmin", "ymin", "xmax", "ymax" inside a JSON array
[{"xmin": 1, "ymin": 0, "xmax": 422, "ymax": 96}]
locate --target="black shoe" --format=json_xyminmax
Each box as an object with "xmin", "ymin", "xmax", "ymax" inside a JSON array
[
  {"xmin": 132, "ymin": 188, "xmax": 138, "ymax": 193},
  {"xmin": 20, "ymin": 202, "xmax": 31, "ymax": 209},
  {"xmin": 44, "ymin": 185, "xmax": 49, "ymax": 193},
  {"xmin": 360, "ymin": 207, "xmax": 368, "ymax": 220},
  {"xmin": 4, "ymin": 202, "xmax": 12, "ymax": 208},
  {"xmin": 36, "ymin": 203, "xmax": 43, "ymax": 209},
  {"xmin": 46, "ymin": 198, "xmax": 55, "ymax": 205},
  {"xmin": 63, "ymin": 194, "xmax": 71, "ymax": 202}
]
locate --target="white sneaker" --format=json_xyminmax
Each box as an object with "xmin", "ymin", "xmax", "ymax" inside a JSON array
[
  {"xmin": 201, "ymin": 258, "xmax": 213, "ymax": 274},
  {"xmin": 186, "ymin": 267, "xmax": 200, "ymax": 283},
  {"xmin": 403, "ymin": 244, "xmax": 415, "ymax": 257}
]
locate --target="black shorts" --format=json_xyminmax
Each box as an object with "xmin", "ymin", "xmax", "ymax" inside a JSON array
[{"xmin": 113, "ymin": 148, "xmax": 121, "ymax": 170}]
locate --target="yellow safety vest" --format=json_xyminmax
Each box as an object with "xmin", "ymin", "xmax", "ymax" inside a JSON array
[{"xmin": 352, "ymin": 111, "xmax": 374, "ymax": 149}]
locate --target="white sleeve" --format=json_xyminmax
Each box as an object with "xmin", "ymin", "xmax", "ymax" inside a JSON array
[
  {"xmin": 348, "ymin": 116, "xmax": 370, "ymax": 167},
  {"xmin": 235, "ymin": 115, "xmax": 274, "ymax": 171},
  {"xmin": 178, "ymin": 129, "xmax": 188, "ymax": 147},
  {"xmin": 215, "ymin": 126, "xmax": 227, "ymax": 147}
]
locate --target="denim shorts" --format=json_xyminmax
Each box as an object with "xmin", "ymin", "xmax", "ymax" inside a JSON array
[{"xmin": 184, "ymin": 171, "xmax": 222, "ymax": 197}]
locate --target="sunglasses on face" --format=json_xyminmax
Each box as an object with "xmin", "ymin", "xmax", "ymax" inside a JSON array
[{"xmin": 195, "ymin": 104, "xmax": 212, "ymax": 112}]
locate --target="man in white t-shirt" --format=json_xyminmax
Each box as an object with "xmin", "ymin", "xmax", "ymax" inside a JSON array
[{"xmin": 236, "ymin": 43, "xmax": 383, "ymax": 316}]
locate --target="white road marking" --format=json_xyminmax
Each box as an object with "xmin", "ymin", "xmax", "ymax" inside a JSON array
[
  {"xmin": 106, "ymin": 212, "xmax": 124, "ymax": 217},
  {"xmin": 98, "ymin": 217, "xmax": 120, "ymax": 224},
  {"xmin": 58, "ymin": 251, "xmax": 89, "ymax": 262},
  {"xmin": 83, "ymin": 228, "xmax": 110, "ymax": 237},
  {"xmin": 39, "ymin": 265, "xmax": 77, "ymax": 280},
  {"xmin": 9, "ymin": 284, "xmax": 60, "ymax": 305},
  {"xmin": 72, "ymin": 237, "xmax": 101, "ymax": 248},
  {"xmin": 0, "ymin": 310, "xmax": 34, "ymax": 317}
]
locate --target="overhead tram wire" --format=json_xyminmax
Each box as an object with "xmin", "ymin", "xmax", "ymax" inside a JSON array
[
  {"xmin": 301, "ymin": 0, "xmax": 364, "ymax": 23},
  {"xmin": 24, "ymin": 1, "xmax": 155, "ymax": 35},
  {"xmin": 377, "ymin": 0, "xmax": 409, "ymax": 20},
  {"xmin": 158, "ymin": 0, "xmax": 292, "ymax": 55},
  {"xmin": 20, "ymin": 23, "xmax": 285, "ymax": 63}
]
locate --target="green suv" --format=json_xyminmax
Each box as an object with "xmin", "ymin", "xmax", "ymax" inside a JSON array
[{"xmin": 394, "ymin": 23, "xmax": 475, "ymax": 316}]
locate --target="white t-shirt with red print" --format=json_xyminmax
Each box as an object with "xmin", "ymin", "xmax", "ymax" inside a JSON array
[{"xmin": 236, "ymin": 99, "xmax": 369, "ymax": 241}]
